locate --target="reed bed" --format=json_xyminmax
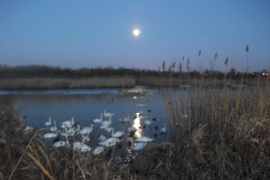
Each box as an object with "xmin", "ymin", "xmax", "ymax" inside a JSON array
[
  {"xmin": 164, "ymin": 77, "xmax": 270, "ymax": 179},
  {"xmin": 0, "ymin": 75, "xmax": 261, "ymax": 90},
  {"xmin": 0, "ymin": 76, "xmax": 136, "ymax": 90},
  {"xmin": 0, "ymin": 76, "xmax": 269, "ymax": 179}
]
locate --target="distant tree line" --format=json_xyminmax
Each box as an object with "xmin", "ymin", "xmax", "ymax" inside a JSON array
[{"xmin": 0, "ymin": 64, "xmax": 268, "ymax": 79}]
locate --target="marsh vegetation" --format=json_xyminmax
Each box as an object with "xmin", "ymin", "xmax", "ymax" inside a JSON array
[{"xmin": 0, "ymin": 73, "xmax": 269, "ymax": 179}]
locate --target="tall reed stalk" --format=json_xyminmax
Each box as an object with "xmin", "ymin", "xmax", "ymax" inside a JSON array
[{"xmin": 164, "ymin": 76, "xmax": 270, "ymax": 178}]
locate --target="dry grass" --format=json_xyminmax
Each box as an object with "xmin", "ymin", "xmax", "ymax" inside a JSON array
[
  {"xmin": 0, "ymin": 107, "xmax": 129, "ymax": 179},
  {"xmin": 164, "ymin": 76, "xmax": 270, "ymax": 179}
]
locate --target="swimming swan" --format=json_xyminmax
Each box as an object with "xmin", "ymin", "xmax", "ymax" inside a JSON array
[
  {"xmin": 45, "ymin": 116, "xmax": 52, "ymax": 126},
  {"xmin": 135, "ymin": 136, "xmax": 154, "ymax": 142}
]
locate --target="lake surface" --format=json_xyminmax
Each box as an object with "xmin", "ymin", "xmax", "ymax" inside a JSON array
[{"xmin": 0, "ymin": 87, "xmax": 171, "ymax": 149}]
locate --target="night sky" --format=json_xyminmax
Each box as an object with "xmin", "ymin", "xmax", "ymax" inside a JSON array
[{"xmin": 1, "ymin": 0, "xmax": 269, "ymax": 72}]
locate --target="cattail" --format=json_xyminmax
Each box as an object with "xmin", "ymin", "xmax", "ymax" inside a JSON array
[
  {"xmin": 198, "ymin": 50, "xmax": 202, "ymax": 56},
  {"xmin": 162, "ymin": 61, "xmax": 166, "ymax": 71},
  {"xmin": 172, "ymin": 62, "xmax": 176, "ymax": 71},
  {"xmin": 224, "ymin": 57, "xmax": 229, "ymax": 66},
  {"xmin": 179, "ymin": 63, "xmax": 182, "ymax": 73},
  {"xmin": 182, "ymin": 56, "xmax": 185, "ymax": 61},
  {"xmin": 187, "ymin": 58, "xmax": 190, "ymax": 71},
  {"xmin": 246, "ymin": 44, "xmax": 249, "ymax": 72},
  {"xmin": 214, "ymin": 52, "xmax": 218, "ymax": 60},
  {"xmin": 212, "ymin": 52, "xmax": 218, "ymax": 71}
]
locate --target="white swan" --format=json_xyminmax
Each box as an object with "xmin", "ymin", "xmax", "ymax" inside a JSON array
[
  {"xmin": 73, "ymin": 141, "xmax": 83, "ymax": 151},
  {"xmin": 106, "ymin": 127, "xmax": 114, "ymax": 133},
  {"xmin": 111, "ymin": 129, "xmax": 125, "ymax": 138},
  {"xmin": 50, "ymin": 120, "xmax": 58, "ymax": 132},
  {"xmin": 135, "ymin": 136, "xmax": 154, "ymax": 142},
  {"xmin": 100, "ymin": 123, "xmax": 110, "ymax": 130},
  {"xmin": 61, "ymin": 124, "xmax": 80, "ymax": 137},
  {"xmin": 132, "ymin": 142, "xmax": 148, "ymax": 151},
  {"xmin": 103, "ymin": 110, "xmax": 114, "ymax": 118},
  {"xmin": 144, "ymin": 110, "xmax": 153, "ymax": 125},
  {"xmin": 160, "ymin": 122, "xmax": 167, "ymax": 134},
  {"xmin": 67, "ymin": 124, "xmax": 80, "ymax": 136},
  {"xmin": 100, "ymin": 116, "xmax": 112, "ymax": 130},
  {"xmin": 101, "ymin": 115, "xmax": 112, "ymax": 126},
  {"xmin": 93, "ymin": 146, "xmax": 105, "ymax": 155},
  {"xmin": 79, "ymin": 143, "xmax": 91, "ymax": 152},
  {"xmin": 73, "ymin": 139, "xmax": 91, "ymax": 152},
  {"xmin": 45, "ymin": 116, "xmax": 52, "ymax": 126},
  {"xmin": 93, "ymin": 113, "xmax": 103, "ymax": 123},
  {"xmin": 53, "ymin": 136, "xmax": 70, "ymax": 148},
  {"xmin": 118, "ymin": 114, "xmax": 131, "ymax": 123},
  {"xmin": 23, "ymin": 125, "xmax": 34, "ymax": 134},
  {"xmin": 61, "ymin": 117, "xmax": 75, "ymax": 129},
  {"xmin": 144, "ymin": 119, "xmax": 152, "ymax": 125},
  {"xmin": 79, "ymin": 124, "xmax": 94, "ymax": 135},
  {"xmin": 44, "ymin": 132, "xmax": 58, "ymax": 139},
  {"xmin": 53, "ymin": 140, "xmax": 70, "ymax": 148},
  {"xmin": 182, "ymin": 114, "xmax": 188, "ymax": 119},
  {"xmin": 81, "ymin": 135, "xmax": 90, "ymax": 142},
  {"xmin": 98, "ymin": 134, "xmax": 106, "ymax": 142},
  {"xmin": 99, "ymin": 137, "xmax": 121, "ymax": 147}
]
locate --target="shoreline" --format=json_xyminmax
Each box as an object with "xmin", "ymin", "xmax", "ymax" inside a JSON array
[{"xmin": 0, "ymin": 76, "xmax": 267, "ymax": 90}]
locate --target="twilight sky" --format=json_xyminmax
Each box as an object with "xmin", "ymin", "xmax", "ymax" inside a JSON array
[{"xmin": 0, "ymin": 0, "xmax": 269, "ymax": 72}]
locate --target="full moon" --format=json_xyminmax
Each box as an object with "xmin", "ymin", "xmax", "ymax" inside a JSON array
[{"xmin": 133, "ymin": 29, "xmax": 140, "ymax": 36}]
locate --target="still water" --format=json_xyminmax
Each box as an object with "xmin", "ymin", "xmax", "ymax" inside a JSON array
[{"xmin": 0, "ymin": 87, "xmax": 170, "ymax": 148}]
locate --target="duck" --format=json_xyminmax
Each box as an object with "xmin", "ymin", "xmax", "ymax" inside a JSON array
[
  {"xmin": 50, "ymin": 120, "xmax": 58, "ymax": 132},
  {"xmin": 93, "ymin": 113, "xmax": 103, "ymax": 123},
  {"xmin": 79, "ymin": 124, "xmax": 94, "ymax": 135},
  {"xmin": 135, "ymin": 136, "xmax": 154, "ymax": 142},
  {"xmin": 44, "ymin": 116, "xmax": 52, "ymax": 126},
  {"xmin": 93, "ymin": 146, "xmax": 105, "ymax": 155}
]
